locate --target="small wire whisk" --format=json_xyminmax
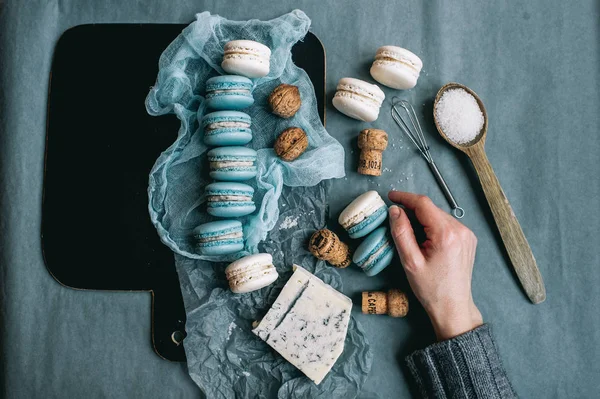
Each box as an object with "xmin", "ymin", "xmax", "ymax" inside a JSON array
[{"xmin": 391, "ymin": 97, "xmax": 465, "ymax": 218}]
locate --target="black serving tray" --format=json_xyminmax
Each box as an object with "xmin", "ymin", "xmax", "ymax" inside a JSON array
[{"xmin": 42, "ymin": 24, "xmax": 326, "ymax": 362}]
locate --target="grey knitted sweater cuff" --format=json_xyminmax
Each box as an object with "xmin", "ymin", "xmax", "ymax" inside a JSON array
[{"xmin": 405, "ymin": 324, "xmax": 516, "ymax": 398}]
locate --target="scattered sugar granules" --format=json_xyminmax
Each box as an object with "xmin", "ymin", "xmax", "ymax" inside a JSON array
[
  {"xmin": 226, "ymin": 322, "xmax": 236, "ymax": 340},
  {"xmin": 279, "ymin": 215, "xmax": 299, "ymax": 230},
  {"xmin": 435, "ymin": 88, "xmax": 484, "ymax": 144}
]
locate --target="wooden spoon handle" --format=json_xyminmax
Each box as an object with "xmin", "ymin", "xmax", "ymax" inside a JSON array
[{"xmin": 467, "ymin": 145, "xmax": 546, "ymax": 304}]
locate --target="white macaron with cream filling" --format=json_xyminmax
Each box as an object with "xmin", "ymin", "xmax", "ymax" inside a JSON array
[
  {"xmin": 370, "ymin": 46, "xmax": 423, "ymax": 90},
  {"xmin": 225, "ymin": 253, "xmax": 279, "ymax": 293},
  {"xmin": 222, "ymin": 40, "xmax": 271, "ymax": 78},
  {"xmin": 332, "ymin": 77, "xmax": 385, "ymax": 122}
]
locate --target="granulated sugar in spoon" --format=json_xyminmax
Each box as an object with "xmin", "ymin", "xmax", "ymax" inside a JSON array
[{"xmin": 433, "ymin": 82, "xmax": 546, "ymax": 304}]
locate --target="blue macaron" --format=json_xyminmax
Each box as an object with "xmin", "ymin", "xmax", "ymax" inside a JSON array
[
  {"xmin": 205, "ymin": 182, "xmax": 256, "ymax": 218},
  {"xmin": 202, "ymin": 110, "xmax": 253, "ymax": 146},
  {"xmin": 193, "ymin": 220, "xmax": 244, "ymax": 256},
  {"xmin": 205, "ymin": 75, "xmax": 254, "ymax": 110},
  {"xmin": 207, "ymin": 146, "xmax": 258, "ymax": 181},
  {"xmin": 353, "ymin": 227, "xmax": 394, "ymax": 276}
]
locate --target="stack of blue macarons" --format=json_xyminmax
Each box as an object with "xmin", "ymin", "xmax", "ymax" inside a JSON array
[
  {"xmin": 195, "ymin": 75, "xmax": 261, "ymax": 256},
  {"xmin": 338, "ymin": 190, "xmax": 395, "ymax": 276}
]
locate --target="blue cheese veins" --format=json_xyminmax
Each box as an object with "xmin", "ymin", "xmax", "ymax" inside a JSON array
[{"xmin": 252, "ymin": 266, "xmax": 352, "ymax": 385}]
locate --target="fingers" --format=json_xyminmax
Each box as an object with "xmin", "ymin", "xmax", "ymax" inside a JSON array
[
  {"xmin": 388, "ymin": 191, "xmax": 450, "ymax": 228},
  {"xmin": 388, "ymin": 205, "xmax": 424, "ymax": 270}
]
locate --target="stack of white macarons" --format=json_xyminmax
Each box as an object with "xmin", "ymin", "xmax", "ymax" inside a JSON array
[{"xmin": 332, "ymin": 45, "xmax": 423, "ymax": 122}]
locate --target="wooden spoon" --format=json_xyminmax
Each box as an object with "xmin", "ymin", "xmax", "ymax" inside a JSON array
[{"xmin": 433, "ymin": 83, "xmax": 546, "ymax": 304}]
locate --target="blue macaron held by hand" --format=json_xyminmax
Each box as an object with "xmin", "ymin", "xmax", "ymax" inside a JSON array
[
  {"xmin": 205, "ymin": 182, "xmax": 256, "ymax": 217},
  {"xmin": 205, "ymin": 75, "xmax": 254, "ymax": 110},
  {"xmin": 201, "ymin": 110, "xmax": 252, "ymax": 146},
  {"xmin": 207, "ymin": 146, "xmax": 258, "ymax": 181},
  {"xmin": 193, "ymin": 220, "xmax": 244, "ymax": 256},
  {"xmin": 353, "ymin": 226, "xmax": 394, "ymax": 276}
]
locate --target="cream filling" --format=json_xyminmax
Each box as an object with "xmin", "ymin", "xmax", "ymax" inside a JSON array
[
  {"xmin": 376, "ymin": 51, "xmax": 421, "ymax": 70},
  {"xmin": 199, "ymin": 231, "xmax": 243, "ymax": 243},
  {"xmin": 208, "ymin": 89, "xmax": 251, "ymax": 95},
  {"xmin": 373, "ymin": 58, "xmax": 420, "ymax": 77},
  {"xmin": 226, "ymin": 263, "xmax": 275, "ymax": 282},
  {"xmin": 206, "ymin": 121, "xmax": 249, "ymax": 130},
  {"xmin": 362, "ymin": 241, "xmax": 391, "ymax": 268},
  {"xmin": 334, "ymin": 91, "xmax": 381, "ymax": 109},
  {"xmin": 207, "ymin": 195, "xmax": 252, "ymax": 202},
  {"xmin": 210, "ymin": 161, "xmax": 254, "ymax": 169},
  {"xmin": 335, "ymin": 83, "xmax": 385, "ymax": 104},
  {"xmin": 340, "ymin": 196, "xmax": 386, "ymax": 229},
  {"xmin": 223, "ymin": 54, "xmax": 268, "ymax": 64},
  {"xmin": 224, "ymin": 46, "xmax": 270, "ymax": 58}
]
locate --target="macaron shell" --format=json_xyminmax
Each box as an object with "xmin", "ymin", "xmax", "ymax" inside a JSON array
[
  {"xmin": 222, "ymin": 58, "xmax": 269, "ymax": 79},
  {"xmin": 198, "ymin": 241, "xmax": 244, "ymax": 256},
  {"xmin": 348, "ymin": 206, "xmax": 388, "ymax": 239},
  {"xmin": 204, "ymin": 128, "xmax": 253, "ymax": 146},
  {"xmin": 370, "ymin": 62, "xmax": 418, "ymax": 90},
  {"xmin": 205, "ymin": 75, "xmax": 254, "ymax": 90},
  {"xmin": 207, "ymin": 146, "xmax": 257, "ymax": 157},
  {"xmin": 202, "ymin": 110, "xmax": 252, "ymax": 128},
  {"xmin": 224, "ymin": 40, "xmax": 271, "ymax": 57},
  {"xmin": 205, "ymin": 181, "xmax": 255, "ymax": 196},
  {"xmin": 336, "ymin": 77, "xmax": 385, "ymax": 102},
  {"xmin": 193, "ymin": 219, "xmax": 243, "ymax": 235},
  {"xmin": 376, "ymin": 46, "xmax": 423, "ymax": 69},
  {"xmin": 332, "ymin": 95, "xmax": 380, "ymax": 122},
  {"xmin": 209, "ymin": 168, "xmax": 257, "ymax": 181},
  {"xmin": 207, "ymin": 202, "xmax": 256, "ymax": 218},
  {"xmin": 205, "ymin": 94, "xmax": 254, "ymax": 111}
]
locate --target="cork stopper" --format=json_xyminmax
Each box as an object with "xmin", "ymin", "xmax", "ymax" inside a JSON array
[
  {"xmin": 357, "ymin": 129, "xmax": 388, "ymax": 176},
  {"xmin": 362, "ymin": 289, "xmax": 408, "ymax": 317},
  {"xmin": 308, "ymin": 229, "xmax": 351, "ymax": 268}
]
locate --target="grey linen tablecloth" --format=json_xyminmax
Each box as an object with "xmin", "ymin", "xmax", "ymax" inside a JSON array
[{"xmin": 1, "ymin": 1, "xmax": 599, "ymax": 397}]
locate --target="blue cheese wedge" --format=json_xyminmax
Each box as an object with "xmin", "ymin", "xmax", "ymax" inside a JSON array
[
  {"xmin": 253, "ymin": 266, "xmax": 312, "ymax": 341},
  {"xmin": 252, "ymin": 265, "xmax": 352, "ymax": 385}
]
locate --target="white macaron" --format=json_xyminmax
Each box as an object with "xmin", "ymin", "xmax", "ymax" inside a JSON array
[
  {"xmin": 332, "ymin": 77, "xmax": 385, "ymax": 122},
  {"xmin": 221, "ymin": 40, "xmax": 271, "ymax": 78},
  {"xmin": 370, "ymin": 46, "xmax": 423, "ymax": 90},
  {"xmin": 225, "ymin": 253, "xmax": 279, "ymax": 294}
]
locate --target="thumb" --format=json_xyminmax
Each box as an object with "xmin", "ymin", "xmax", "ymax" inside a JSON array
[{"xmin": 388, "ymin": 205, "xmax": 424, "ymax": 271}]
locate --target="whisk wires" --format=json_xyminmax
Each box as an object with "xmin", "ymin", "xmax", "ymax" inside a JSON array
[
  {"xmin": 389, "ymin": 96, "xmax": 465, "ymax": 219},
  {"xmin": 390, "ymin": 97, "xmax": 433, "ymax": 164}
]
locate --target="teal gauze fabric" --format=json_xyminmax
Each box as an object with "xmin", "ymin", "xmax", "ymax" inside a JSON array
[
  {"xmin": 146, "ymin": 10, "xmax": 344, "ymax": 261},
  {"xmin": 145, "ymin": 10, "xmax": 372, "ymax": 398}
]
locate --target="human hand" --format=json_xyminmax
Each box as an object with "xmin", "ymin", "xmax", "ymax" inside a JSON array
[{"xmin": 388, "ymin": 191, "xmax": 483, "ymax": 341}]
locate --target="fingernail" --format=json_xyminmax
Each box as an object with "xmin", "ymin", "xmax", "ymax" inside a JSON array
[{"xmin": 389, "ymin": 205, "xmax": 401, "ymax": 220}]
